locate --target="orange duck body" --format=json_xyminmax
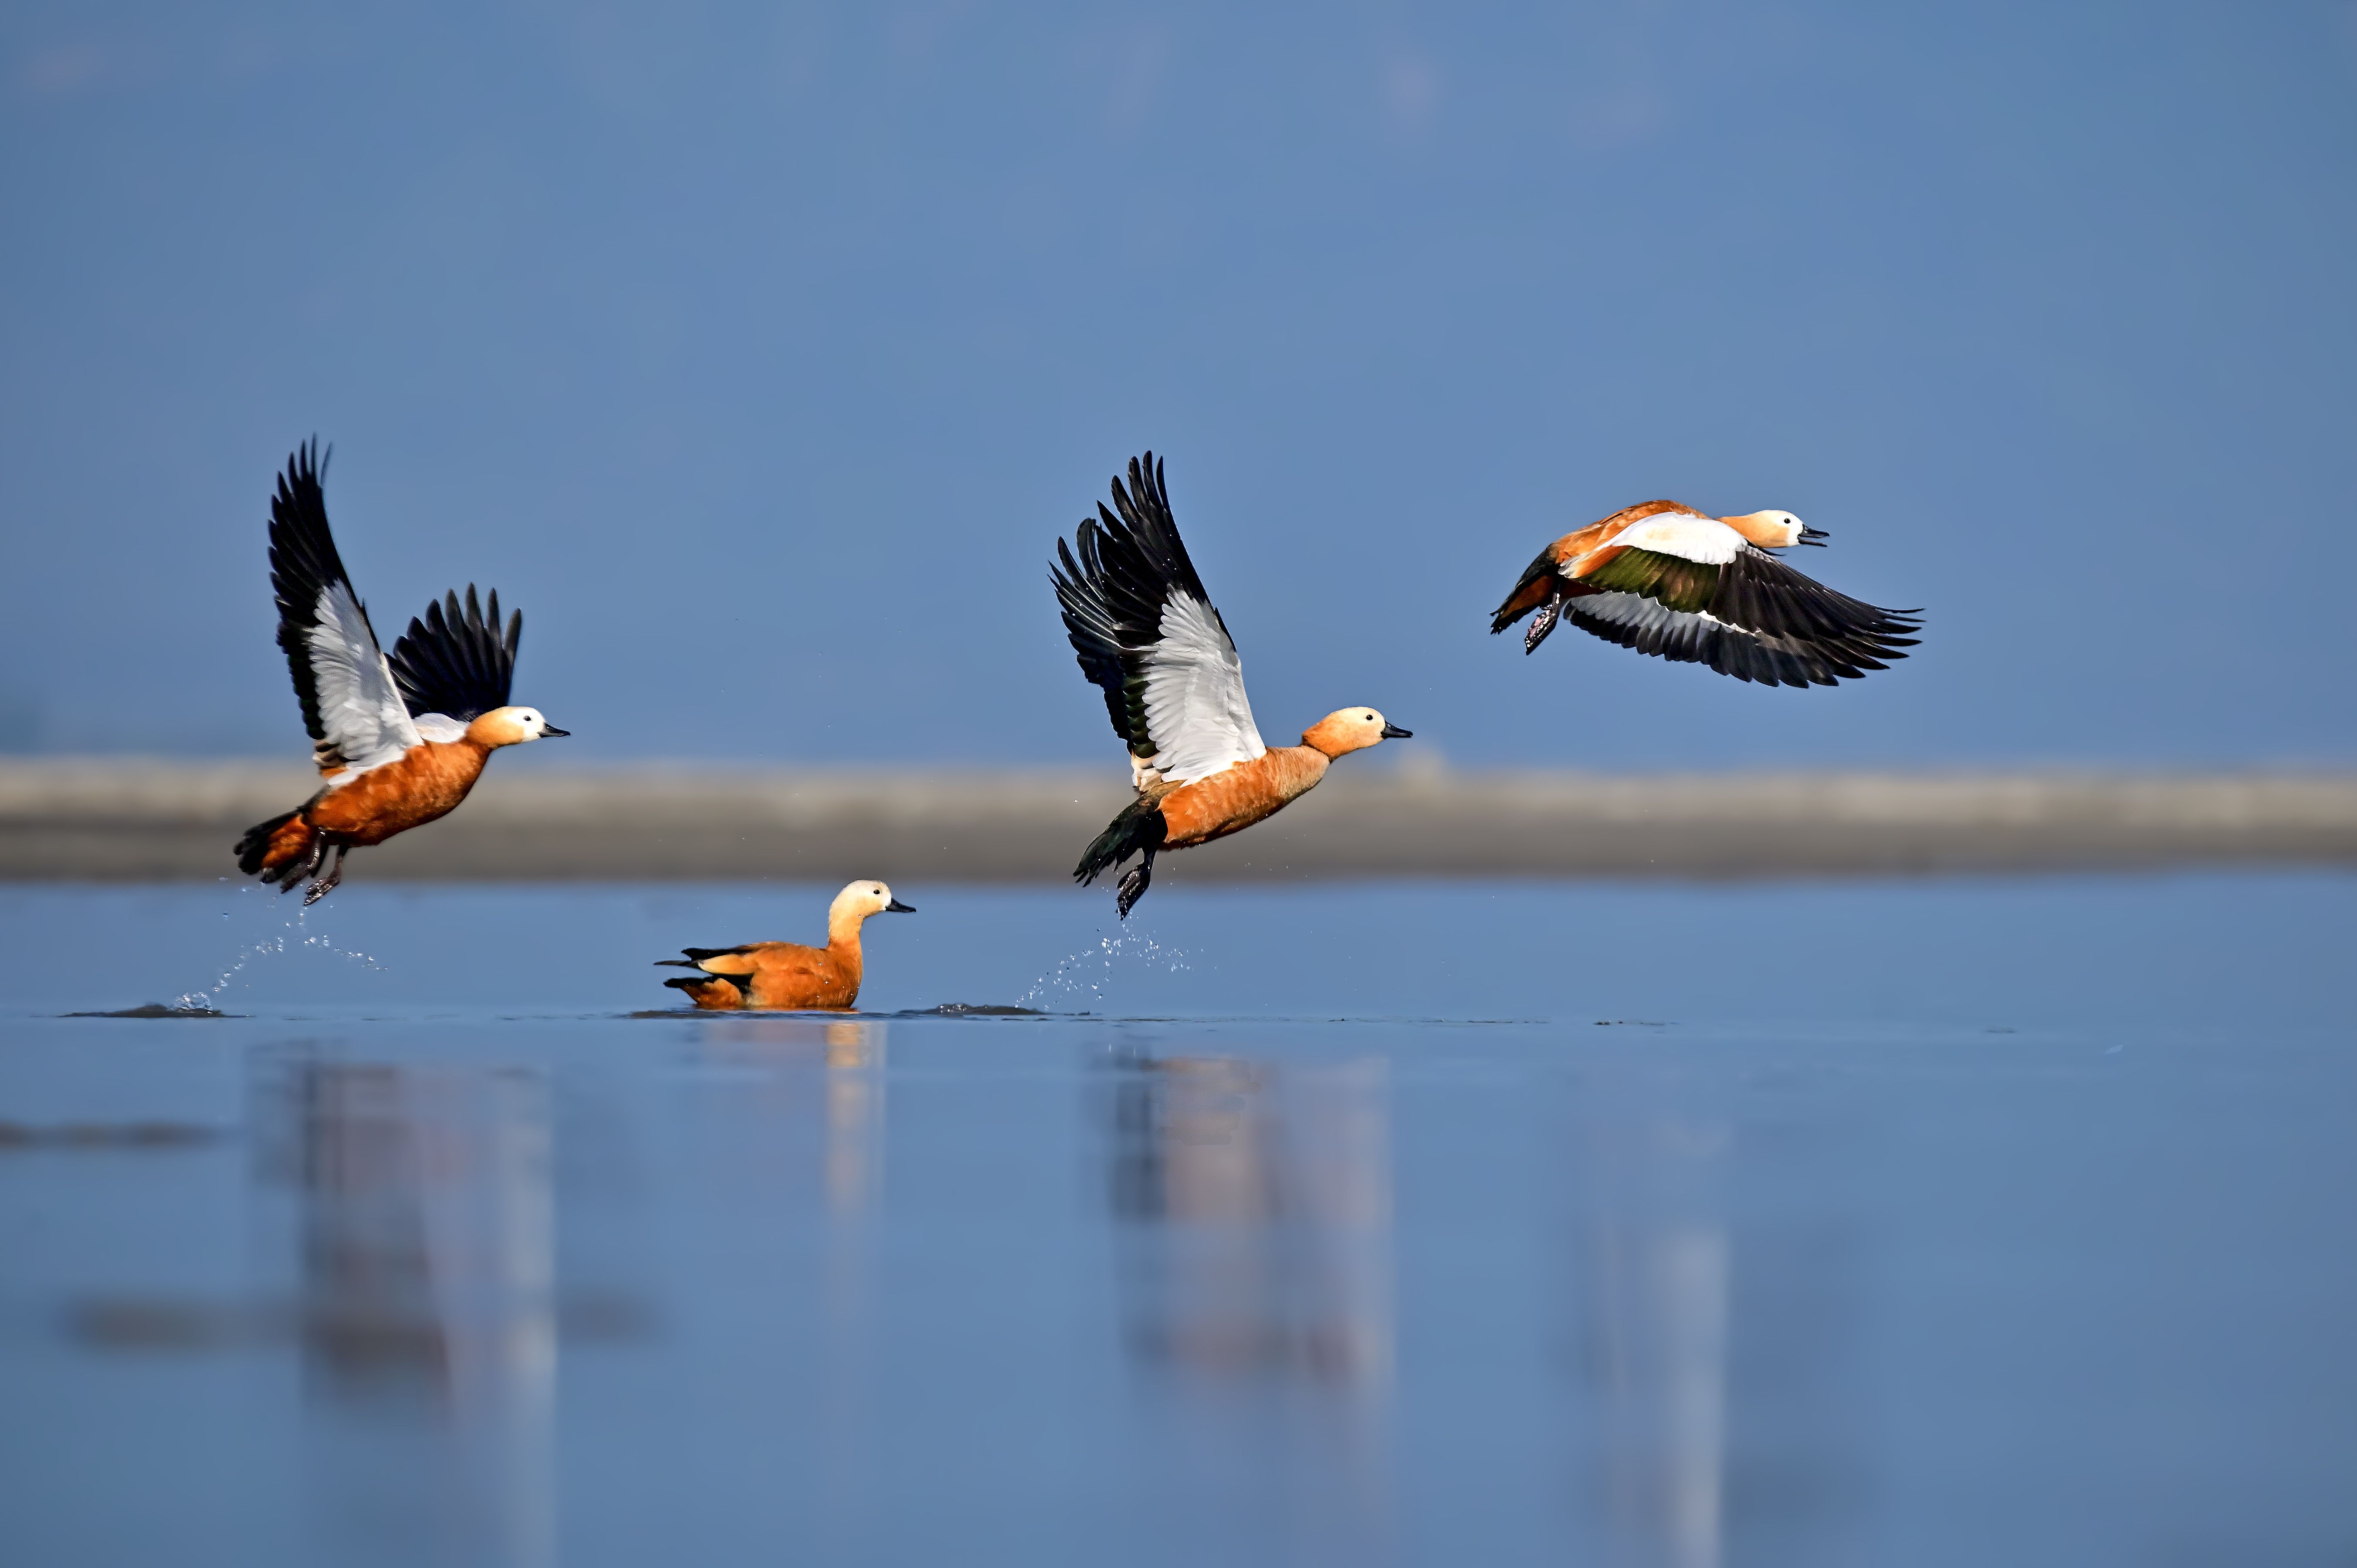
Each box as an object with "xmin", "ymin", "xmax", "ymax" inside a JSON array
[
  {"xmin": 1157, "ymin": 742, "xmax": 1331, "ymax": 849},
  {"xmin": 1487, "ymin": 500, "xmax": 1697, "ymax": 628},
  {"xmin": 306, "ymin": 740, "xmax": 492, "ymax": 844},
  {"xmin": 672, "ymin": 939, "xmax": 862, "ymax": 1012},
  {"xmin": 662, "ymin": 882, "xmax": 914, "ymax": 1012},
  {"xmin": 250, "ymin": 738, "xmax": 493, "ymax": 874}
]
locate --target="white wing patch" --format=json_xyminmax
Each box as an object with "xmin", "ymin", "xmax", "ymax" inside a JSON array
[
  {"xmin": 1581, "ymin": 510, "xmax": 1741, "ymax": 568},
  {"xmin": 411, "ymin": 713, "xmax": 469, "ymax": 743},
  {"xmin": 307, "ymin": 581, "xmax": 420, "ymax": 771},
  {"xmin": 1141, "ymin": 591, "xmax": 1266, "ymax": 784}
]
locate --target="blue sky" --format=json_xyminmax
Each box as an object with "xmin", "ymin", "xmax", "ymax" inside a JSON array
[{"xmin": 3, "ymin": 1, "xmax": 2353, "ymax": 768}]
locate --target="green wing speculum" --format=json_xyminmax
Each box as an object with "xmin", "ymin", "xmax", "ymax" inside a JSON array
[{"xmin": 1579, "ymin": 547, "xmax": 1722, "ymax": 614}]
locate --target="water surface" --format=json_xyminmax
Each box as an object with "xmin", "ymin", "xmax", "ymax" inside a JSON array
[{"xmin": 1, "ymin": 876, "xmax": 2352, "ymax": 1566}]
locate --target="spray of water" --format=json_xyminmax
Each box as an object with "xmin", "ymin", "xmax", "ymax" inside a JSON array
[
  {"xmin": 174, "ymin": 886, "xmax": 385, "ymax": 1010},
  {"xmin": 1019, "ymin": 927, "xmax": 1190, "ymax": 1010}
]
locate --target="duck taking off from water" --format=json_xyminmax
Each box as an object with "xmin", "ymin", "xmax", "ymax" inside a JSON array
[
  {"xmin": 1490, "ymin": 501, "xmax": 1922, "ymax": 686},
  {"xmin": 234, "ymin": 441, "xmax": 568, "ymax": 903},
  {"xmin": 1053, "ymin": 453, "xmax": 1410, "ymax": 919},
  {"xmin": 657, "ymin": 881, "xmax": 915, "ymax": 1010}
]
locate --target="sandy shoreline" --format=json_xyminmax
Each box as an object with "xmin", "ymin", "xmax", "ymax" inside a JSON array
[{"xmin": 4, "ymin": 759, "xmax": 2353, "ymax": 884}]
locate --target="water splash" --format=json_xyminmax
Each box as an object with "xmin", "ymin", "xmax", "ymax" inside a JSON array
[
  {"xmin": 1019, "ymin": 928, "xmax": 1190, "ymax": 1009},
  {"xmin": 174, "ymin": 903, "xmax": 386, "ymax": 1010}
]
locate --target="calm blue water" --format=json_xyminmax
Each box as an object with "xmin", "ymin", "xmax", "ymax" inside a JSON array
[{"xmin": 1, "ymin": 875, "xmax": 2353, "ymax": 1567}]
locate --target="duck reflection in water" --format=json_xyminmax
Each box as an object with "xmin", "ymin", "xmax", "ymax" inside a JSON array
[
  {"xmin": 282, "ymin": 1062, "xmax": 559, "ymax": 1568},
  {"xmin": 1568, "ymin": 1101, "xmax": 1864, "ymax": 1568},
  {"xmin": 686, "ymin": 1017, "xmax": 886, "ymax": 1217},
  {"xmin": 1575, "ymin": 1116, "xmax": 1731, "ymax": 1568},
  {"xmin": 677, "ymin": 1016, "xmax": 887, "ymax": 1551},
  {"xmin": 1106, "ymin": 1051, "xmax": 1397, "ymax": 1558}
]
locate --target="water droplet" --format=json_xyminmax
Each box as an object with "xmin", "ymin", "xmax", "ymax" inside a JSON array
[{"xmin": 1019, "ymin": 925, "xmax": 1190, "ymax": 1008}]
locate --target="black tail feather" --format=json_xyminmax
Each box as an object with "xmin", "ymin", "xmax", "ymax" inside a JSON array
[
  {"xmin": 666, "ymin": 972, "xmax": 750, "ymax": 1000},
  {"xmin": 1490, "ymin": 543, "xmax": 1564, "ymax": 634},
  {"xmin": 1075, "ymin": 798, "xmax": 1167, "ymax": 886},
  {"xmin": 235, "ymin": 810, "xmax": 301, "ymax": 877}
]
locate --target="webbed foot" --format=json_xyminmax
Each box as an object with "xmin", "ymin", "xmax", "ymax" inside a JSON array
[
  {"xmin": 1524, "ymin": 591, "xmax": 1564, "ymax": 654},
  {"xmin": 1115, "ymin": 861, "xmax": 1153, "ymax": 920},
  {"xmin": 281, "ymin": 834, "xmax": 328, "ymax": 895},
  {"xmin": 302, "ymin": 844, "xmax": 346, "ymax": 905}
]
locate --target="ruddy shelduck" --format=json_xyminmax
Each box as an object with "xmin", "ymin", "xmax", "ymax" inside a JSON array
[
  {"xmin": 657, "ymin": 881, "xmax": 916, "ymax": 1010},
  {"xmin": 1490, "ymin": 500, "xmax": 1922, "ymax": 686},
  {"xmin": 1053, "ymin": 453, "xmax": 1410, "ymax": 919},
  {"xmin": 234, "ymin": 441, "xmax": 568, "ymax": 902}
]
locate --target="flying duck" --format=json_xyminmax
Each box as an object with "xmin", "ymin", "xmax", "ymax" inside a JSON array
[
  {"xmin": 1053, "ymin": 453, "xmax": 1410, "ymax": 919},
  {"xmin": 1490, "ymin": 500, "xmax": 1922, "ymax": 685},
  {"xmin": 234, "ymin": 441, "xmax": 567, "ymax": 902},
  {"xmin": 657, "ymin": 881, "xmax": 915, "ymax": 1010}
]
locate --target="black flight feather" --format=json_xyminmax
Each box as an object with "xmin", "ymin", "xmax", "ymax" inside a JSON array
[
  {"xmin": 389, "ymin": 585, "xmax": 521, "ymax": 723},
  {"xmin": 1546, "ymin": 545, "xmax": 1922, "ymax": 688},
  {"xmin": 266, "ymin": 438, "xmax": 375, "ymax": 748},
  {"xmin": 1050, "ymin": 453, "xmax": 1234, "ymax": 760}
]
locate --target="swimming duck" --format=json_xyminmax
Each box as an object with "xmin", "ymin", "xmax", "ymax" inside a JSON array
[
  {"xmin": 1490, "ymin": 501, "xmax": 1922, "ymax": 685},
  {"xmin": 657, "ymin": 881, "xmax": 916, "ymax": 1010},
  {"xmin": 1053, "ymin": 453, "xmax": 1410, "ymax": 919},
  {"xmin": 233, "ymin": 441, "xmax": 567, "ymax": 902}
]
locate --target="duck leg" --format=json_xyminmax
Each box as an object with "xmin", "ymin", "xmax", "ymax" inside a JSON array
[
  {"xmin": 1115, "ymin": 847, "xmax": 1155, "ymax": 920},
  {"xmin": 278, "ymin": 831, "xmax": 328, "ymax": 894},
  {"xmin": 303, "ymin": 842, "xmax": 348, "ymax": 906}
]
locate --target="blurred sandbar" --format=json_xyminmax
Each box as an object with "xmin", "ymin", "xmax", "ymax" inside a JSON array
[{"xmin": 5, "ymin": 758, "xmax": 2354, "ymax": 884}]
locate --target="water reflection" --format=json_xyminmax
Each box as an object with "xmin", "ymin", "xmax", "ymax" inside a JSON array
[
  {"xmin": 818, "ymin": 1021, "xmax": 886, "ymax": 1547},
  {"xmin": 684, "ymin": 1016, "xmax": 889, "ymax": 1552},
  {"xmin": 1575, "ymin": 1117, "xmax": 1730, "ymax": 1568},
  {"xmin": 823, "ymin": 1021, "xmax": 886, "ymax": 1217},
  {"xmin": 281, "ymin": 1062, "xmax": 558, "ymax": 1568},
  {"xmin": 1569, "ymin": 1100, "xmax": 1864, "ymax": 1568},
  {"xmin": 1106, "ymin": 1051, "xmax": 1396, "ymax": 1561}
]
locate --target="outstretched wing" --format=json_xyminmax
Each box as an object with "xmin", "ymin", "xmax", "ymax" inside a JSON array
[
  {"xmin": 267, "ymin": 441, "xmax": 420, "ymax": 772},
  {"xmin": 1566, "ymin": 537, "xmax": 1922, "ymax": 686},
  {"xmin": 1050, "ymin": 453, "xmax": 1266, "ymax": 784},
  {"xmin": 389, "ymin": 585, "xmax": 520, "ymax": 723}
]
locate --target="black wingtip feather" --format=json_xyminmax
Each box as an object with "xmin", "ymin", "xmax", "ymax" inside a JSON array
[
  {"xmin": 1051, "ymin": 450, "xmax": 1227, "ymax": 757},
  {"xmin": 1553, "ymin": 544, "xmax": 1924, "ymax": 688},
  {"xmin": 389, "ymin": 581, "xmax": 522, "ymax": 722},
  {"xmin": 265, "ymin": 437, "xmax": 370, "ymax": 749}
]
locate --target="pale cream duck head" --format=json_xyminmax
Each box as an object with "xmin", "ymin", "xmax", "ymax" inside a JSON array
[
  {"xmin": 1724, "ymin": 510, "xmax": 1829, "ymax": 549},
  {"xmin": 830, "ymin": 880, "xmax": 918, "ymax": 926},
  {"xmin": 1300, "ymin": 708, "xmax": 1412, "ymax": 758},
  {"xmin": 464, "ymin": 706, "xmax": 572, "ymax": 747}
]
